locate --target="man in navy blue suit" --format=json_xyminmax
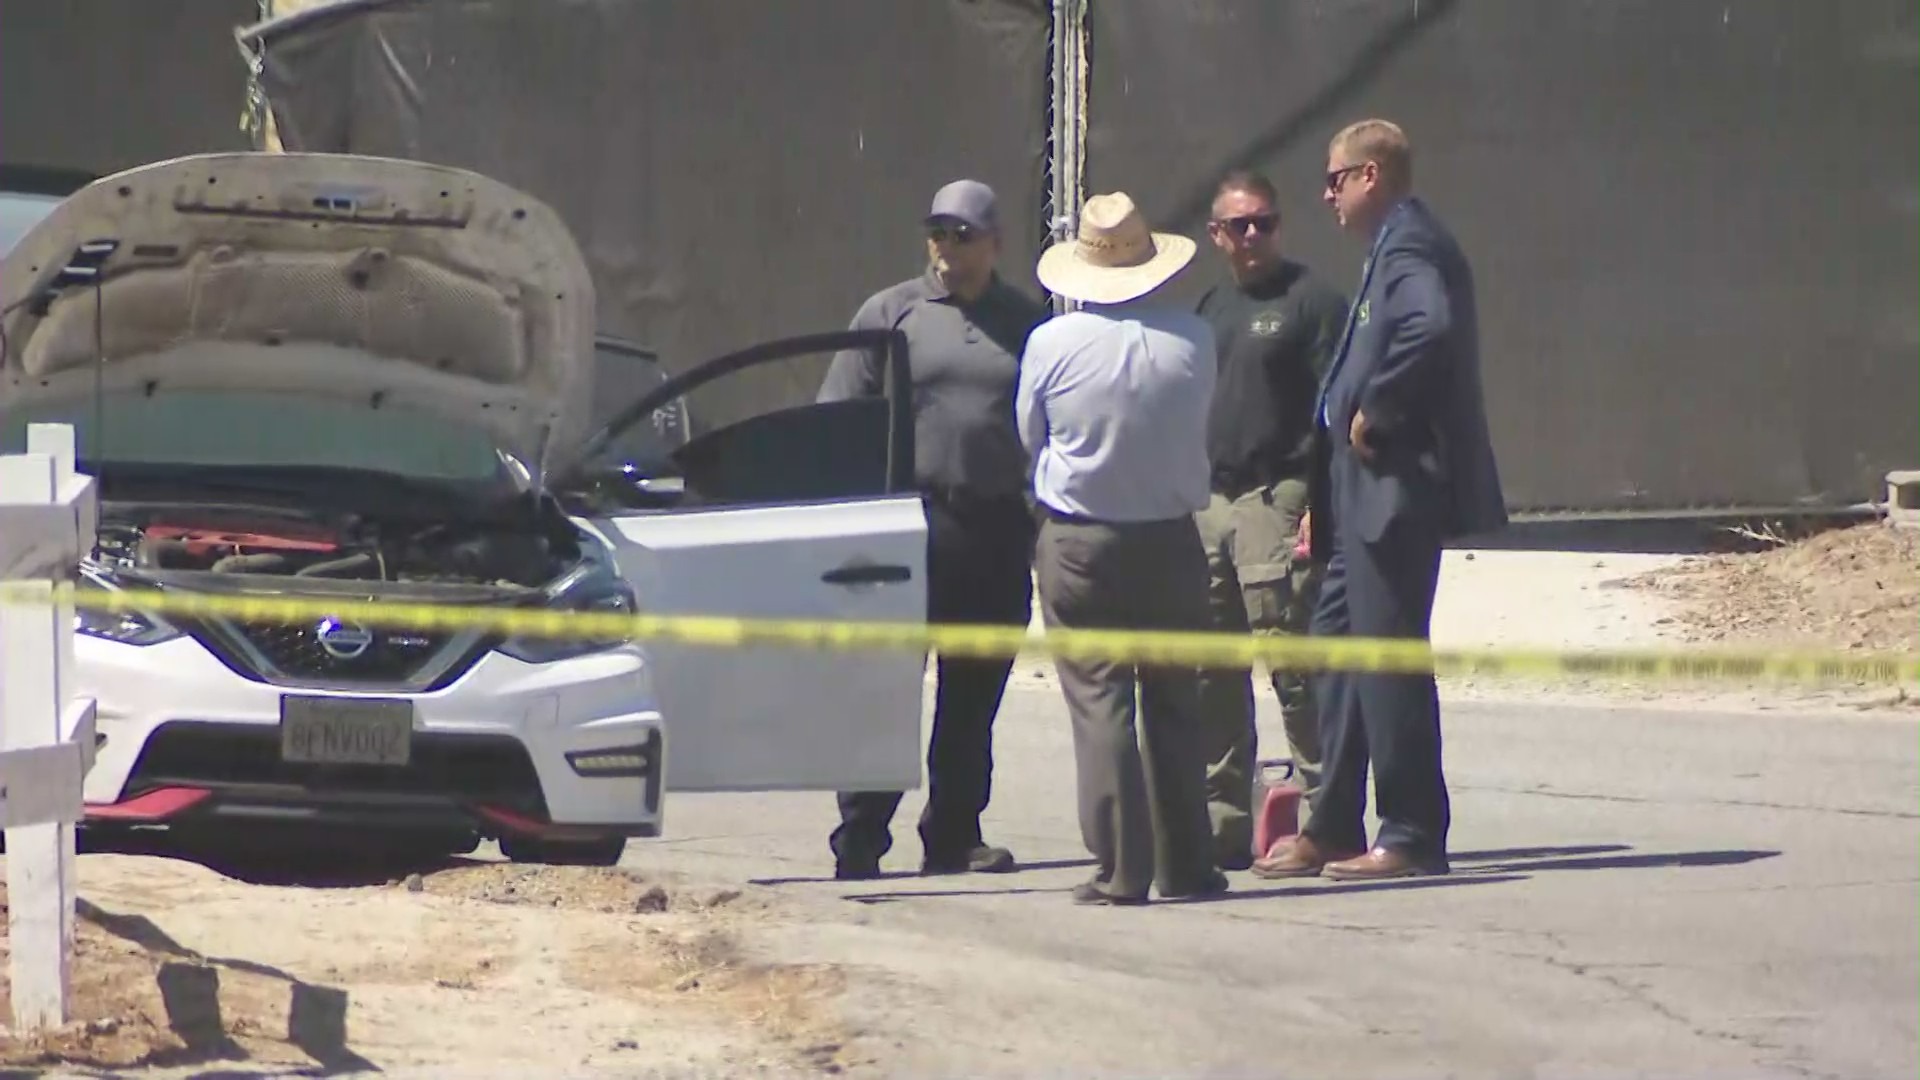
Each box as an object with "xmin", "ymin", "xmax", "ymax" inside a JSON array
[{"xmin": 1253, "ymin": 119, "xmax": 1508, "ymax": 882}]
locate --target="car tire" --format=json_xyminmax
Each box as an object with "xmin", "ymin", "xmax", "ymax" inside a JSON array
[{"xmin": 500, "ymin": 835, "xmax": 627, "ymax": 867}]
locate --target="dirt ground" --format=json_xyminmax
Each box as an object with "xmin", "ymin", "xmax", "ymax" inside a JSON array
[
  {"xmin": 0, "ymin": 850, "xmax": 863, "ymax": 1077},
  {"xmin": 1618, "ymin": 520, "xmax": 1919, "ymax": 655},
  {"xmin": 1447, "ymin": 521, "xmax": 1917, "ymax": 712},
  {"xmin": 1437, "ymin": 520, "xmax": 1919, "ymax": 713}
]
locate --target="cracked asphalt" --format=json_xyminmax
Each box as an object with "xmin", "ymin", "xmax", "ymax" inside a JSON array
[{"xmin": 636, "ymin": 686, "xmax": 1919, "ymax": 1079}]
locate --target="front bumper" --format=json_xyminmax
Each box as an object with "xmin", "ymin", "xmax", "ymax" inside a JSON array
[{"xmin": 77, "ymin": 633, "xmax": 666, "ymax": 840}]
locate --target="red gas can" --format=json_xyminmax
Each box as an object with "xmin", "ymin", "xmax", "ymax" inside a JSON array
[{"xmin": 1253, "ymin": 758, "xmax": 1303, "ymax": 860}]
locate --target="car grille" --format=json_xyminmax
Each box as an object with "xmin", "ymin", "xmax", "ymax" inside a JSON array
[
  {"xmin": 125, "ymin": 720, "xmax": 547, "ymax": 818},
  {"xmin": 191, "ymin": 618, "xmax": 491, "ymax": 692},
  {"xmin": 241, "ymin": 620, "xmax": 443, "ymax": 680}
]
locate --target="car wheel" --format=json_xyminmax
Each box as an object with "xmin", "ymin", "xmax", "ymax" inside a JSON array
[{"xmin": 499, "ymin": 835, "xmax": 627, "ymax": 867}]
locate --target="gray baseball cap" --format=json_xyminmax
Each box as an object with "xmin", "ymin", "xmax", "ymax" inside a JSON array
[{"xmin": 924, "ymin": 179, "xmax": 998, "ymax": 232}]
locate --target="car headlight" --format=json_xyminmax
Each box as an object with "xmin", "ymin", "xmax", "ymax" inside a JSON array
[
  {"xmin": 73, "ymin": 569, "xmax": 182, "ymax": 646},
  {"xmin": 496, "ymin": 560, "xmax": 639, "ymax": 664},
  {"xmin": 76, "ymin": 606, "xmax": 182, "ymax": 646}
]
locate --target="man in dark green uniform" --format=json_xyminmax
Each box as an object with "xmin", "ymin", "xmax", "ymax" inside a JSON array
[{"xmin": 1192, "ymin": 169, "xmax": 1349, "ymax": 869}]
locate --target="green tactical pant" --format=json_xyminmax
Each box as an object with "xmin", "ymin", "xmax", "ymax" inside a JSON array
[{"xmin": 1192, "ymin": 477, "xmax": 1323, "ymax": 865}]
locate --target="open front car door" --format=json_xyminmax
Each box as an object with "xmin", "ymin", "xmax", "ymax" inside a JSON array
[{"xmin": 556, "ymin": 330, "xmax": 925, "ymax": 793}]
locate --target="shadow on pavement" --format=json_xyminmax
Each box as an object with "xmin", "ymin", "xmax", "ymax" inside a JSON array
[
  {"xmin": 1189, "ymin": 873, "xmax": 1531, "ymax": 903},
  {"xmin": 835, "ymin": 843, "xmax": 1779, "ymax": 905},
  {"xmin": 1461, "ymin": 848, "xmax": 1780, "ymax": 875},
  {"xmin": 752, "ymin": 856, "xmax": 1099, "ymax": 887},
  {"xmin": 843, "ymin": 874, "xmax": 1529, "ymax": 906},
  {"xmin": 1450, "ymin": 844, "xmax": 1631, "ymax": 861}
]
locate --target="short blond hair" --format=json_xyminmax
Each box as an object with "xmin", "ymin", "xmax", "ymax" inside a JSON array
[{"xmin": 1331, "ymin": 119, "xmax": 1412, "ymax": 188}]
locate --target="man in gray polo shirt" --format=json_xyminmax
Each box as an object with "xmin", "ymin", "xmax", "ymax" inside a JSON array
[{"xmin": 818, "ymin": 179, "xmax": 1051, "ymax": 881}]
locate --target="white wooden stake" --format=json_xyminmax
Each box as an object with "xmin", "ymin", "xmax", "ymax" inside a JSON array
[{"xmin": 0, "ymin": 426, "xmax": 97, "ymax": 1032}]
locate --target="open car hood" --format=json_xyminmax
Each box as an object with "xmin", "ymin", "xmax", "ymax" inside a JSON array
[{"xmin": 0, "ymin": 152, "xmax": 595, "ymax": 482}]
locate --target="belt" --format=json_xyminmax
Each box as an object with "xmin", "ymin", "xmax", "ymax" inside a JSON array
[
  {"xmin": 1210, "ymin": 463, "xmax": 1269, "ymax": 499},
  {"xmin": 923, "ymin": 483, "xmax": 1025, "ymax": 506},
  {"xmin": 1041, "ymin": 505, "xmax": 1187, "ymax": 529},
  {"xmin": 1042, "ymin": 505, "xmax": 1108, "ymax": 526},
  {"xmin": 1210, "ymin": 468, "xmax": 1307, "ymax": 501}
]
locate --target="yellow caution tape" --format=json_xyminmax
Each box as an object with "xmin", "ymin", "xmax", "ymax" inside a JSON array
[{"xmin": 0, "ymin": 581, "xmax": 1915, "ymax": 687}]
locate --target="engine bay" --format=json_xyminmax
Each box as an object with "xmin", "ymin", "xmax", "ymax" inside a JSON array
[{"xmin": 91, "ymin": 504, "xmax": 582, "ymax": 589}]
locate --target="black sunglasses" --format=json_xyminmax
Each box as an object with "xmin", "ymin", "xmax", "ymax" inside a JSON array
[
  {"xmin": 927, "ymin": 222, "xmax": 981, "ymax": 244},
  {"xmin": 1210, "ymin": 213, "xmax": 1279, "ymax": 235},
  {"xmin": 1325, "ymin": 163, "xmax": 1367, "ymax": 192}
]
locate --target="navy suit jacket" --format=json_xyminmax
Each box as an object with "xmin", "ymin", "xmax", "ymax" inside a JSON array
[{"xmin": 1310, "ymin": 197, "xmax": 1507, "ymax": 561}]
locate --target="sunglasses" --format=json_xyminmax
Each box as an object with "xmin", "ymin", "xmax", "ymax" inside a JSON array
[
  {"xmin": 927, "ymin": 222, "xmax": 982, "ymax": 244},
  {"xmin": 1325, "ymin": 163, "xmax": 1368, "ymax": 192},
  {"xmin": 1211, "ymin": 213, "xmax": 1279, "ymax": 236}
]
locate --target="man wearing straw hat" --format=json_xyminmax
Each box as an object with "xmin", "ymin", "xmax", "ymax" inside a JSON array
[{"xmin": 1016, "ymin": 192, "xmax": 1229, "ymax": 905}]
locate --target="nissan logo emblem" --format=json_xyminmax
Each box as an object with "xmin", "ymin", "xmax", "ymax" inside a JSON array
[{"xmin": 315, "ymin": 617, "xmax": 374, "ymax": 660}]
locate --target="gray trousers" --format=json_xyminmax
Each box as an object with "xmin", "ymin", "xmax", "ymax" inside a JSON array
[{"xmin": 1034, "ymin": 511, "xmax": 1219, "ymax": 900}]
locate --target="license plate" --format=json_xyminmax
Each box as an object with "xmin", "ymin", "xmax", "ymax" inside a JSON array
[{"xmin": 280, "ymin": 696, "xmax": 414, "ymax": 766}]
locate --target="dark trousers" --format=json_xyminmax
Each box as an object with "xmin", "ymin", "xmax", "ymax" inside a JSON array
[
  {"xmin": 831, "ymin": 491, "xmax": 1035, "ymax": 866},
  {"xmin": 1034, "ymin": 512, "xmax": 1218, "ymax": 900},
  {"xmin": 1302, "ymin": 517, "xmax": 1451, "ymax": 865}
]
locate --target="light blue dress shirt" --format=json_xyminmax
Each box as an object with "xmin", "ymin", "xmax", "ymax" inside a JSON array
[{"xmin": 1015, "ymin": 300, "xmax": 1217, "ymax": 523}]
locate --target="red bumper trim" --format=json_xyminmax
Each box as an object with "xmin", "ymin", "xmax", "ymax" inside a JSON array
[
  {"xmin": 85, "ymin": 786, "xmax": 213, "ymax": 821},
  {"xmin": 472, "ymin": 804, "xmax": 608, "ymax": 842}
]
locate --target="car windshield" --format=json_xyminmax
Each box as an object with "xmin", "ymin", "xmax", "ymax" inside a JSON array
[{"xmin": 1, "ymin": 389, "xmax": 520, "ymax": 495}]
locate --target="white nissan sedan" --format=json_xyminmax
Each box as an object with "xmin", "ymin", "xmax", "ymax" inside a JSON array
[{"xmin": 0, "ymin": 153, "xmax": 928, "ymax": 865}]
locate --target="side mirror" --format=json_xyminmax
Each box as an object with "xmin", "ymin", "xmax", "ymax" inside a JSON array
[{"xmin": 554, "ymin": 464, "xmax": 690, "ymax": 514}]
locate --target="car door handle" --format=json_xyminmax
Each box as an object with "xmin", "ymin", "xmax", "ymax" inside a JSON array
[{"xmin": 821, "ymin": 563, "xmax": 913, "ymax": 586}]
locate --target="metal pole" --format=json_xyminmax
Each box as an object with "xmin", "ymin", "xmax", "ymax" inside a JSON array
[{"xmin": 1049, "ymin": 0, "xmax": 1087, "ymax": 314}]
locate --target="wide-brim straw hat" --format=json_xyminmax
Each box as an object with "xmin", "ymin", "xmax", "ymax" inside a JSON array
[{"xmin": 1037, "ymin": 191, "xmax": 1196, "ymax": 305}]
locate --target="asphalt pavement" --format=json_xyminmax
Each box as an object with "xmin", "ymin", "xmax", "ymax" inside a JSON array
[{"xmin": 631, "ymin": 684, "xmax": 1920, "ymax": 1080}]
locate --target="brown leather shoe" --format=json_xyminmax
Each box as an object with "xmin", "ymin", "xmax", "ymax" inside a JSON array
[
  {"xmin": 1323, "ymin": 846, "xmax": 1425, "ymax": 881},
  {"xmin": 1250, "ymin": 835, "xmax": 1362, "ymax": 879}
]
